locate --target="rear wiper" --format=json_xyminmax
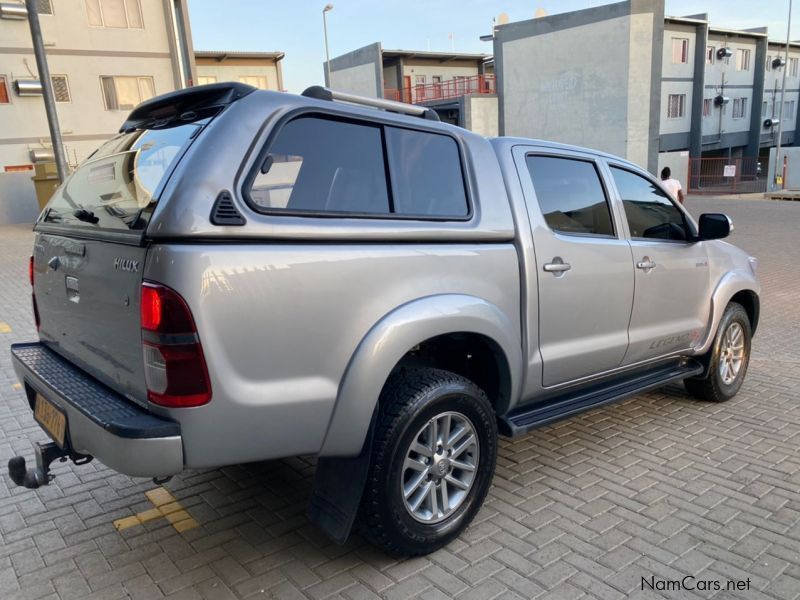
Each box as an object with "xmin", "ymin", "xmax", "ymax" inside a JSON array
[{"xmin": 73, "ymin": 208, "xmax": 100, "ymax": 224}]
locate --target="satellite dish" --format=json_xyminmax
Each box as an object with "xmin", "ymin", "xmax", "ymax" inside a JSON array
[
  {"xmin": 534, "ymin": 7, "xmax": 548, "ymax": 18},
  {"xmin": 497, "ymin": 12, "xmax": 509, "ymax": 25}
]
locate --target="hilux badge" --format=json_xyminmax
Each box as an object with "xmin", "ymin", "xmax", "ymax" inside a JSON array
[{"xmin": 114, "ymin": 258, "xmax": 139, "ymax": 273}]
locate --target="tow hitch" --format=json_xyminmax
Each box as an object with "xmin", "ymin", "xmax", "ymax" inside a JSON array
[{"xmin": 8, "ymin": 442, "xmax": 92, "ymax": 489}]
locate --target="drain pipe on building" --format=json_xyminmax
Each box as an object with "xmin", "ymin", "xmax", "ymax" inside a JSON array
[
  {"xmin": 773, "ymin": 0, "xmax": 793, "ymax": 190},
  {"xmin": 25, "ymin": 0, "xmax": 69, "ymax": 183}
]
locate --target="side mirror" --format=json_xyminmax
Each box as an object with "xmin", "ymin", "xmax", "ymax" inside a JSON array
[{"xmin": 697, "ymin": 213, "xmax": 732, "ymax": 240}]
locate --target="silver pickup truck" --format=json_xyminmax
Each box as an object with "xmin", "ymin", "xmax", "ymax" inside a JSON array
[{"xmin": 9, "ymin": 83, "xmax": 760, "ymax": 556}]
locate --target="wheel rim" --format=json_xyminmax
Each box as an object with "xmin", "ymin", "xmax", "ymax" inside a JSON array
[
  {"xmin": 400, "ymin": 411, "xmax": 479, "ymax": 524},
  {"xmin": 718, "ymin": 321, "xmax": 746, "ymax": 385}
]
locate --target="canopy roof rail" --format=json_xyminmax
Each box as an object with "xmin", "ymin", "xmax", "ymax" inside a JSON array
[{"xmin": 301, "ymin": 85, "xmax": 440, "ymax": 121}]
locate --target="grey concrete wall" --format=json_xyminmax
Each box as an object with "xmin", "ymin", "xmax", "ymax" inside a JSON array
[
  {"xmin": 327, "ymin": 42, "xmax": 383, "ymax": 97},
  {"xmin": 0, "ymin": 173, "xmax": 40, "ymax": 225},
  {"xmin": 495, "ymin": 0, "xmax": 664, "ymax": 171},
  {"xmin": 657, "ymin": 150, "xmax": 690, "ymax": 190},
  {"xmin": 464, "ymin": 96, "xmax": 499, "ymax": 137}
]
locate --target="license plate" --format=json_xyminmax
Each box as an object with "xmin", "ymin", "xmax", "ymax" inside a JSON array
[{"xmin": 33, "ymin": 393, "xmax": 67, "ymax": 448}]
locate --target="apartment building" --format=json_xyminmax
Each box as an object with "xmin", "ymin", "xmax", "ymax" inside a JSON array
[
  {"xmin": 0, "ymin": 0, "xmax": 195, "ymax": 170},
  {"xmin": 195, "ymin": 50, "xmax": 285, "ymax": 91},
  {"xmin": 326, "ymin": 42, "xmax": 497, "ymax": 135},
  {"xmin": 490, "ymin": 0, "xmax": 800, "ymax": 189}
]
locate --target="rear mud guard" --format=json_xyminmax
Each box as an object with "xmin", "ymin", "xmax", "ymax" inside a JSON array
[{"xmin": 307, "ymin": 406, "xmax": 377, "ymax": 544}]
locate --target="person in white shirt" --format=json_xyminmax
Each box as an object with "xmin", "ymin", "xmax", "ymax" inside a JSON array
[{"xmin": 660, "ymin": 167, "xmax": 685, "ymax": 204}]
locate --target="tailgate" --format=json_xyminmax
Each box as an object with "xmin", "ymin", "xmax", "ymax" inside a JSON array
[
  {"xmin": 30, "ymin": 121, "xmax": 208, "ymax": 406},
  {"xmin": 34, "ymin": 234, "xmax": 148, "ymax": 405}
]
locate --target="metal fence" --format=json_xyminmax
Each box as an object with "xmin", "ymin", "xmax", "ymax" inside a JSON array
[
  {"xmin": 384, "ymin": 74, "xmax": 496, "ymax": 105},
  {"xmin": 688, "ymin": 157, "xmax": 767, "ymax": 195}
]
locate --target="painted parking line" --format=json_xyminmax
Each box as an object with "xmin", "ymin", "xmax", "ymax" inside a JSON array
[
  {"xmin": 113, "ymin": 487, "xmax": 198, "ymax": 533},
  {"xmin": 0, "ymin": 322, "xmax": 12, "ymax": 333}
]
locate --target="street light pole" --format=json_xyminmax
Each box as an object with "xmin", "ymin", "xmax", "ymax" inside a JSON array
[
  {"xmin": 323, "ymin": 4, "xmax": 334, "ymax": 87},
  {"xmin": 25, "ymin": 0, "xmax": 68, "ymax": 183},
  {"xmin": 774, "ymin": 0, "xmax": 793, "ymax": 188}
]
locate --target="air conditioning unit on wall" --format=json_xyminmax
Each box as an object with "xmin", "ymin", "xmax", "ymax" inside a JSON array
[
  {"xmin": 717, "ymin": 47, "xmax": 733, "ymax": 60},
  {"xmin": 14, "ymin": 79, "xmax": 43, "ymax": 96}
]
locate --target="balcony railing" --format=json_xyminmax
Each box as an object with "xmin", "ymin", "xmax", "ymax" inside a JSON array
[{"xmin": 384, "ymin": 74, "xmax": 495, "ymax": 104}]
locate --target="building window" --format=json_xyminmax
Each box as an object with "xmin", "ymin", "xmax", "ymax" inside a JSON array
[
  {"xmin": 667, "ymin": 94, "xmax": 686, "ymax": 119},
  {"xmin": 672, "ymin": 38, "xmax": 689, "ymax": 64},
  {"xmin": 703, "ymin": 98, "xmax": 712, "ymax": 117},
  {"xmin": 197, "ymin": 75, "xmax": 217, "ymax": 85},
  {"xmin": 0, "ymin": 76, "xmax": 10, "ymax": 104},
  {"xmin": 51, "ymin": 75, "xmax": 70, "ymax": 102},
  {"xmin": 736, "ymin": 49, "xmax": 751, "ymax": 71},
  {"xmin": 763, "ymin": 101, "xmax": 770, "ymax": 117},
  {"xmin": 36, "ymin": 0, "xmax": 53, "ymax": 14},
  {"xmin": 785, "ymin": 100, "xmax": 796, "ymax": 120},
  {"xmin": 791, "ymin": 58, "xmax": 799, "ymax": 77},
  {"xmin": 238, "ymin": 76, "xmax": 267, "ymax": 89},
  {"xmin": 706, "ymin": 46, "xmax": 715, "ymax": 64},
  {"xmin": 86, "ymin": 0, "xmax": 143, "ymax": 29},
  {"xmin": 732, "ymin": 97, "xmax": 748, "ymax": 119},
  {"xmin": 100, "ymin": 76, "xmax": 154, "ymax": 110},
  {"xmin": 766, "ymin": 55, "xmax": 772, "ymax": 71}
]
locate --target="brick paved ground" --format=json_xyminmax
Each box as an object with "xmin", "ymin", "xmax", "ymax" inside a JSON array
[{"xmin": 0, "ymin": 197, "xmax": 799, "ymax": 600}]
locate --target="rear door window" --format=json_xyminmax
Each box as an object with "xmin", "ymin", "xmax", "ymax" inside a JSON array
[
  {"xmin": 526, "ymin": 155, "xmax": 615, "ymax": 236},
  {"xmin": 41, "ymin": 122, "xmax": 203, "ymax": 232},
  {"xmin": 249, "ymin": 116, "xmax": 390, "ymax": 215}
]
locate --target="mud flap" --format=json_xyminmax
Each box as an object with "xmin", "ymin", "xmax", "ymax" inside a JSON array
[{"xmin": 307, "ymin": 406, "xmax": 377, "ymax": 544}]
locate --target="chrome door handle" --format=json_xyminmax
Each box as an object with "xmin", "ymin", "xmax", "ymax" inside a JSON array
[
  {"xmin": 543, "ymin": 260, "xmax": 571, "ymax": 273},
  {"xmin": 636, "ymin": 258, "xmax": 656, "ymax": 270}
]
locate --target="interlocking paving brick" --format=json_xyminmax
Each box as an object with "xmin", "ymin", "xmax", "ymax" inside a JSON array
[{"xmin": 1, "ymin": 198, "xmax": 799, "ymax": 598}]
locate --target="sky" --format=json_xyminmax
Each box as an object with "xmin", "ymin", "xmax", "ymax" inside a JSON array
[{"xmin": 187, "ymin": 0, "xmax": 798, "ymax": 94}]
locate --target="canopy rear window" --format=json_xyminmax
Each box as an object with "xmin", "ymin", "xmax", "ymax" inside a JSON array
[{"xmin": 41, "ymin": 122, "xmax": 203, "ymax": 233}]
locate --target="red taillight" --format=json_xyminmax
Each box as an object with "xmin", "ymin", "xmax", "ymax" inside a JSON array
[
  {"xmin": 141, "ymin": 282, "xmax": 211, "ymax": 407},
  {"xmin": 140, "ymin": 285, "xmax": 162, "ymax": 331},
  {"xmin": 30, "ymin": 255, "xmax": 39, "ymax": 331}
]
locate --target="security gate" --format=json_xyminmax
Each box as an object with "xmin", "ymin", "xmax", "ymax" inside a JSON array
[{"xmin": 688, "ymin": 157, "xmax": 767, "ymax": 194}]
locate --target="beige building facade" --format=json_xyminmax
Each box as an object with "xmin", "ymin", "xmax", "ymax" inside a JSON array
[
  {"xmin": 0, "ymin": 0, "xmax": 195, "ymax": 170},
  {"xmin": 195, "ymin": 50, "xmax": 284, "ymax": 91}
]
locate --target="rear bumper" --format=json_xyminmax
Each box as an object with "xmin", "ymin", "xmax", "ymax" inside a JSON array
[{"xmin": 10, "ymin": 342, "xmax": 183, "ymax": 478}]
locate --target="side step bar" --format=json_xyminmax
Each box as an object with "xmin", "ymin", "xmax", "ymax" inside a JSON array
[{"xmin": 500, "ymin": 359, "xmax": 703, "ymax": 437}]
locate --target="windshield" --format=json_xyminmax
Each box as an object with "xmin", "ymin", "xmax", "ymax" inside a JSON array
[{"xmin": 41, "ymin": 122, "xmax": 203, "ymax": 231}]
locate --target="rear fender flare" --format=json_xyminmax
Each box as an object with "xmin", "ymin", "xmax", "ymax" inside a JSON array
[{"xmin": 318, "ymin": 294, "xmax": 522, "ymax": 457}]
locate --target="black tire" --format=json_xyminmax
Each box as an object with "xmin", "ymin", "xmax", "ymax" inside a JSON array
[
  {"xmin": 684, "ymin": 302, "xmax": 751, "ymax": 402},
  {"xmin": 358, "ymin": 367, "xmax": 497, "ymax": 556}
]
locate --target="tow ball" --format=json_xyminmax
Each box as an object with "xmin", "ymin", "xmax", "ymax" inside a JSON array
[{"xmin": 8, "ymin": 442, "xmax": 92, "ymax": 489}]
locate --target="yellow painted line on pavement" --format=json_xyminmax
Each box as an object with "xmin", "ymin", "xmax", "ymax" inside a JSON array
[
  {"xmin": 0, "ymin": 322, "xmax": 12, "ymax": 333},
  {"xmin": 113, "ymin": 487, "xmax": 198, "ymax": 533},
  {"xmin": 12, "ymin": 382, "xmax": 22, "ymax": 391}
]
